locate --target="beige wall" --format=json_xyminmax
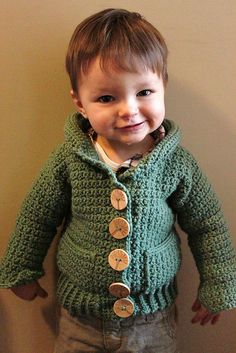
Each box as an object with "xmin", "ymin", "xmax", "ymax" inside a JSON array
[{"xmin": 0, "ymin": 1, "xmax": 235, "ymax": 352}]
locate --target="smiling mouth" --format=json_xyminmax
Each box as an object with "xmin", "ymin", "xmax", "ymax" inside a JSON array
[{"xmin": 117, "ymin": 122, "xmax": 145, "ymax": 130}]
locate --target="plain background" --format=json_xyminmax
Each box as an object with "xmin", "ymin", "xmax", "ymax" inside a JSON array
[{"xmin": 0, "ymin": 1, "xmax": 235, "ymax": 352}]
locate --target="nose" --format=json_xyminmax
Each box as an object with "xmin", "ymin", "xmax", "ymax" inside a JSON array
[{"xmin": 118, "ymin": 99, "xmax": 138, "ymax": 119}]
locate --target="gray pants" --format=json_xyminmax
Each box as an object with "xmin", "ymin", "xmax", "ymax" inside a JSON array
[{"xmin": 54, "ymin": 305, "xmax": 178, "ymax": 353}]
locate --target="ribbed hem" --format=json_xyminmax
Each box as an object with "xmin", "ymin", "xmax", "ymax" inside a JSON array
[
  {"xmin": 133, "ymin": 279, "xmax": 178, "ymax": 315},
  {"xmin": 56, "ymin": 273, "xmax": 178, "ymax": 320}
]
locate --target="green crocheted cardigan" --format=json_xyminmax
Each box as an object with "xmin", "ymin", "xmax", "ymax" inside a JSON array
[{"xmin": 1, "ymin": 113, "xmax": 236, "ymax": 319}]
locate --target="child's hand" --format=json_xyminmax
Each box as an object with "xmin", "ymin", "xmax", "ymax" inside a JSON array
[
  {"xmin": 11, "ymin": 281, "xmax": 48, "ymax": 301},
  {"xmin": 191, "ymin": 298, "xmax": 221, "ymax": 325}
]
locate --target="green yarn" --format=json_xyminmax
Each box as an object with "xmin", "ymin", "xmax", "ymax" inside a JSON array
[{"xmin": 1, "ymin": 112, "xmax": 235, "ymax": 319}]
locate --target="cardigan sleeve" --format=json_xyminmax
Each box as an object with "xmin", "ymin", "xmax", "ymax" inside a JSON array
[
  {"xmin": 0, "ymin": 144, "xmax": 71, "ymax": 288},
  {"xmin": 170, "ymin": 149, "xmax": 236, "ymax": 313}
]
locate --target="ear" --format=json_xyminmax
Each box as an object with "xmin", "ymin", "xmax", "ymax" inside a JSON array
[{"xmin": 70, "ymin": 90, "xmax": 86, "ymax": 116}]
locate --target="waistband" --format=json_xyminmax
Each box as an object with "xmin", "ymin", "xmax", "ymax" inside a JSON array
[
  {"xmin": 56, "ymin": 273, "xmax": 178, "ymax": 320},
  {"xmin": 59, "ymin": 303, "xmax": 177, "ymax": 330}
]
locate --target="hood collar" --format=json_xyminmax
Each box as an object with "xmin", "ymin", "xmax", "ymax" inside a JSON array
[{"xmin": 64, "ymin": 112, "xmax": 181, "ymax": 178}]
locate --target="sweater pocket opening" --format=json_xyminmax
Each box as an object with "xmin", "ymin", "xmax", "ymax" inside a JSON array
[
  {"xmin": 144, "ymin": 232, "xmax": 181, "ymax": 294},
  {"xmin": 57, "ymin": 236, "xmax": 96, "ymax": 292}
]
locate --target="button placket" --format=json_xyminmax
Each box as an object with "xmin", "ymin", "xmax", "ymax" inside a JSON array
[{"xmin": 108, "ymin": 188, "xmax": 134, "ymax": 317}]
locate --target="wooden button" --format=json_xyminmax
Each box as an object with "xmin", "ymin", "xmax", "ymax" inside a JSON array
[
  {"xmin": 109, "ymin": 217, "xmax": 130, "ymax": 239},
  {"xmin": 109, "ymin": 282, "xmax": 130, "ymax": 298},
  {"xmin": 111, "ymin": 189, "xmax": 128, "ymax": 210},
  {"xmin": 113, "ymin": 298, "xmax": 134, "ymax": 318},
  {"xmin": 108, "ymin": 249, "xmax": 130, "ymax": 271}
]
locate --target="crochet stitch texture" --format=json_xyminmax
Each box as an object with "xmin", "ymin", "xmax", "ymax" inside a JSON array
[{"xmin": 1, "ymin": 113, "xmax": 236, "ymax": 319}]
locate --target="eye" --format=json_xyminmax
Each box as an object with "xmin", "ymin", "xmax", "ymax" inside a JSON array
[
  {"xmin": 137, "ymin": 89, "xmax": 152, "ymax": 97},
  {"xmin": 98, "ymin": 95, "xmax": 114, "ymax": 103}
]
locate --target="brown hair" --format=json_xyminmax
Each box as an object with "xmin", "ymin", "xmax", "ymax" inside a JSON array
[{"xmin": 66, "ymin": 8, "xmax": 168, "ymax": 93}]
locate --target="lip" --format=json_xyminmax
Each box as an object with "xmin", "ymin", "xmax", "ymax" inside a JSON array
[{"xmin": 116, "ymin": 121, "xmax": 145, "ymax": 131}]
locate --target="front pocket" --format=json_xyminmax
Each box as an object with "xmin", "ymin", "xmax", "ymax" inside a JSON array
[
  {"xmin": 57, "ymin": 236, "xmax": 95, "ymax": 292},
  {"xmin": 144, "ymin": 232, "xmax": 181, "ymax": 293}
]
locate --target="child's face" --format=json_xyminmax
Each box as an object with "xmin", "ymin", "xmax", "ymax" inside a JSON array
[{"xmin": 72, "ymin": 57, "xmax": 165, "ymax": 149}]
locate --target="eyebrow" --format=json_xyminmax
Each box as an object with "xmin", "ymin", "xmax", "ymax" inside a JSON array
[
  {"xmin": 88, "ymin": 75, "xmax": 161, "ymax": 96},
  {"xmin": 91, "ymin": 87, "xmax": 111, "ymax": 93},
  {"xmin": 91, "ymin": 80, "xmax": 159, "ymax": 92}
]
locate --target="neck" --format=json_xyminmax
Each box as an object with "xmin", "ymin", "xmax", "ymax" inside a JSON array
[{"xmin": 96, "ymin": 135, "xmax": 155, "ymax": 164}]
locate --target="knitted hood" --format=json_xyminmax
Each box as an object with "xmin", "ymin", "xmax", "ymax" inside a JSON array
[{"xmin": 64, "ymin": 112, "xmax": 181, "ymax": 177}]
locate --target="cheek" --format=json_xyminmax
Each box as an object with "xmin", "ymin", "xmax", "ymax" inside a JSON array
[
  {"xmin": 143, "ymin": 101, "xmax": 165, "ymax": 117},
  {"xmin": 88, "ymin": 115, "xmax": 110, "ymax": 133},
  {"xmin": 160, "ymin": 104, "xmax": 165, "ymax": 117},
  {"xmin": 148, "ymin": 103, "xmax": 165, "ymax": 128},
  {"xmin": 90, "ymin": 107, "xmax": 114, "ymax": 125},
  {"xmin": 86, "ymin": 108, "xmax": 102, "ymax": 124},
  {"xmin": 153, "ymin": 101, "xmax": 165, "ymax": 116}
]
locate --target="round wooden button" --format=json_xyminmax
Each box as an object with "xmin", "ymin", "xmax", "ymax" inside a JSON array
[
  {"xmin": 109, "ymin": 217, "xmax": 130, "ymax": 239},
  {"xmin": 108, "ymin": 249, "xmax": 130, "ymax": 271},
  {"xmin": 111, "ymin": 189, "xmax": 128, "ymax": 210},
  {"xmin": 109, "ymin": 282, "xmax": 130, "ymax": 298},
  {"xmin": 113, "ymin": 298, "xmax": 134, "ymax": 318}
]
